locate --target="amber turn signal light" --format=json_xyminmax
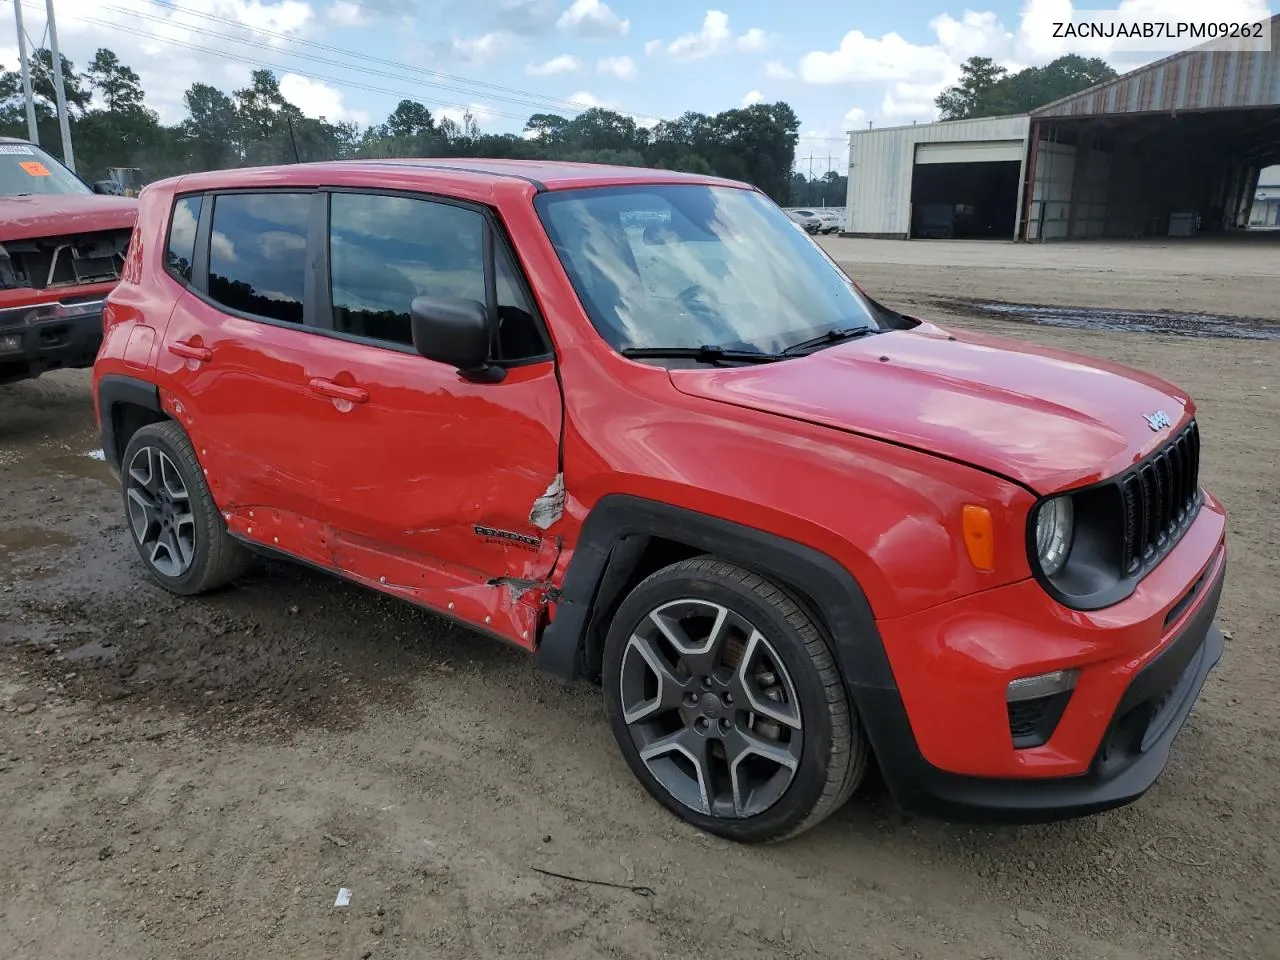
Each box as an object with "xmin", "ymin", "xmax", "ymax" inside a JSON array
[{"xmin": 962, "ymin": 505, "xmax": 995, "ymax": 571}]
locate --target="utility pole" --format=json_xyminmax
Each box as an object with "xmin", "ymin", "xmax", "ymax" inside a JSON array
[
  {"xmin": 45, "ymin": 0, "xmax": 74, "ymax": 171},
  {"xmin": 807, "ymin": 153, "xmax": 814, "ymax": 205},
  {"xmin": 12, "ymin": 0, "xmax": 39, "ymax": 143}
]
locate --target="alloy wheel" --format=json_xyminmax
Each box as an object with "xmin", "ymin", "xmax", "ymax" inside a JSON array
[
  {"xmin": 126, "ymin": 445, "xmax": 197, "ymax": 578},
  {"xmin": 618, "ymin": 598, "xmax": 804, "ymax": 819}
]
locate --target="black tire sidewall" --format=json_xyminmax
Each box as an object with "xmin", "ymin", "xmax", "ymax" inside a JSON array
[
  {"xmin": 120, "ymin": 424, "xmax": 221, "ymax": 595},
  {"xmin": 602, "ymin": 566, "xmax": 841, "ymax": 843}
]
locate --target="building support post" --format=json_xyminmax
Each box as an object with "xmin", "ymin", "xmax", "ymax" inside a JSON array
[
  {"xmin": 45, "ymin": 0, "xmax": 75, "ymax": 172},
  {"xmin": 13, "ymin": 0, "xmax": 40, "ymax": 144},
  {"xmin": 1020, "ymin": 120, "xmax": 1041, "ymax": 241}
]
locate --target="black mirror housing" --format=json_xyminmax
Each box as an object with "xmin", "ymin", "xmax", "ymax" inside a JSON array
[{"xmin": 409, "ymin": 296, "xmax": 504, "ymax": 382}]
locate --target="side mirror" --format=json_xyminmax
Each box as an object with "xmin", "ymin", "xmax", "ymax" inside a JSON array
[
  {"xmin": 409, "ymin": 296, "xmax": 505, "ymax": 382},
  {"xmin": 93, "ymin": 179, "xmax": 122, "ymax": 195}
]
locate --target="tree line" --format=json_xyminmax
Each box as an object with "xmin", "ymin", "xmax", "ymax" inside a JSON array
[
  {"xmin": 935, "ymin": 54, "xmax": 1118, "ymax": 121},
  {"xmin": 0, "ymin": 47, "xmax": 803, "ymax": 203}
]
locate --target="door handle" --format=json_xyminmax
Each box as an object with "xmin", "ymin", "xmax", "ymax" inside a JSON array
[
  {"xmin": 168, "ymin": 340, "xmax": 212, "ymax": 362},
  {"xmin": 309, "ymin": 378, "xmax": 369, "ymax": 404}
]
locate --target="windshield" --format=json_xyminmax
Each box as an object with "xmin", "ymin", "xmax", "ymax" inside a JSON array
[
  {"xmin": 534, "ymin": 184, "xmax": 880, "ymax": 354},
  {"xmin": 0, "ymin": 142, "xmax": 91, "ymax": 198}
]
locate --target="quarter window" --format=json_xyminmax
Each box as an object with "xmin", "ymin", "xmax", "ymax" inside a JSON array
[
  {"xmin": 328, "ymin": 192, "xmax": 547, "ymax": 360},
  {"xmin": 165, "ymin": 195, "xmax": 202, "ymax": 282},
  {"xmin": 207, "ymin": 192, "xmax": 310, "ymax": 324}
]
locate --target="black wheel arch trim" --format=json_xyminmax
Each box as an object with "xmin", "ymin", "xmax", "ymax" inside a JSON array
[
  {"xmin": 97, "ymin": 373, "xmax": 163, "ymax": 470},
  {"xmin": 536, "ymin": 494, "xmax": 900, "ymax": 694}
]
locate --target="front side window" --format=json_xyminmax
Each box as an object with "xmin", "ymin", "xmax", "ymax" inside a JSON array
[
  {"xmin": 166, "ymin": 195, "xmax": 202, "ymax": 282},
  {"xmin": 207, "ymin": 192, "xmax": 310, "ymax": 324},
  {"xmin": 0, "ymin": 142, "xmax": 91, "ymax": 197},
  {"xmin": 329, "ymin": 192, "xmax": 547, "ymax": 359},
  {"xmin": 535, "ymin": 185, "xmax": 881, "ymax": 355}
]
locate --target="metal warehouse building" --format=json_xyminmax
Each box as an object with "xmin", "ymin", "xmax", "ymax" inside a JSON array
[{"xmin": 844, "ymin": 14, "xmax": 1280, "ymax": 241}]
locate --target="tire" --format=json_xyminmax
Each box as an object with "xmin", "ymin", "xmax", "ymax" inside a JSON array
[
  {"xmin": 120, "ymin": 420, "xmax": 253, "ymax": 595},
  {"xmin": 601, "ymin": 557, "xmax": 867, "ymax": 843}
]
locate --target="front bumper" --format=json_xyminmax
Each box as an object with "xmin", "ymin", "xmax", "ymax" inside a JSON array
[
  {"xmin": 0, "ymin": 298, "xmax": 105, "ymax": 385},
  {"xmin": 867, "ymin": 554, "xmax": 1224, "ymax": 822}
]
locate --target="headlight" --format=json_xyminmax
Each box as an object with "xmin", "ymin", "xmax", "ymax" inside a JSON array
[{"xmin": 1034, "ymin": 496, "xmax": 1074, "ymax": 577}]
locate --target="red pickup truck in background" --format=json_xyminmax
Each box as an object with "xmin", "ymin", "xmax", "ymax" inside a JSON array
[{"xmin": 0, "ymin": 137, "xmax": 137, "ymax": 386}]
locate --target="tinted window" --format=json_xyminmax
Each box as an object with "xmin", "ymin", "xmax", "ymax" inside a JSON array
[
  {"xmin": 166, "ymin": 195, "xmax": 202, "ymax": 282},
  {"xmin": 207, "ymin": 192, "xmax": 310, "ymax": 324},
  {"xmin": 329, "ymin": 193, "xmax": 546, "ymax": 359}
]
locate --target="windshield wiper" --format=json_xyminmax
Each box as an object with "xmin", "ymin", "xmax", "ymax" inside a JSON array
[
  {"xmin": 783, "ymin": 326, "xmax": 882, "ymax": 355},
  {"xmin": 621, "ymin": 345, "xmax": 786, "ymax": 366}
]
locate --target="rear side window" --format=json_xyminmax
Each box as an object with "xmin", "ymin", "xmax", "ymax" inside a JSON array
[
  {"xmin": 165, "ymin": 195, "xmax": 202, "ymax": 282},
  {"xmin": 207, "ymin": 192, "xmax": 310, "ymax": 324}
]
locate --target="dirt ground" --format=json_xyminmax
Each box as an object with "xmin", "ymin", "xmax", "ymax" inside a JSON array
[{"xmin": 2, "ymin": 236, "xmax": 1278, "ymax": 960}]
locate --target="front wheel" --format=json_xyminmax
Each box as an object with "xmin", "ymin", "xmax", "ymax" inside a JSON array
[{"xmin": 602, "ymin": 557, "xmax": 867, "ymax": 842}]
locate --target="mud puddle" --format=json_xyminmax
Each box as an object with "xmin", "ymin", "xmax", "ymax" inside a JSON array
[
  {"xmin": 38, "ymin": 449, "xmax": 114, "ymax": 484},
  {"xmin": 0, "ymin": 524, "xmax": 75, "ymax": 557},
  {"xmin": 933, "ymin": 298, "xmax": 1280, "ymax": 340}
]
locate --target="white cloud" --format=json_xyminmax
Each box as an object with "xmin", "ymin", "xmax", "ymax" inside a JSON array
[
  {"xmin": 661, "ymin": 10, "xmax": 769, "ymax": 61},
  {"xmin": 557, "ymin": 0, "xmax": 629, "ymax": 39},
  {"xmin": 29, "ymin": 0, "xmax": 317, "ymax": 124},
  {"xmin": 844, "ymin": 106, "xmax": 867, "ymax": 126},
  {"xmin": 451, "ymin": 31, "xmax": 514, "ymax": 64},
  {"xmin": 597, "ymin": 55, "xmax": 637, "ymax": 80},
  {"xmin": 880, "ymin": 82, "xmax": 939, "ymax": 117},
  {"xmin": 737, "ymin": 28, "xmax": 768, "ymax": 53},
  {"xmin": 765, "ymin": 60, "xmax": 793, "ymax": 80},
  {"xmin": 566, "ymin": 90, "xmax": 617, "ymax": 110},
  {"xmin": 526, "ymin": 53, "xmax": 581, "ymax": 76},
  {"xmin": 643, "ymin": 39, "xmax": 662, "ymax": 56},
  {"xmin": 741, "ymin": 89, "xmax": 764, "ymax": 107},
  {"xmin": 278, "ymin": 74, "xmax": 369, "ymax": 124},
  {"xmin": 325, "ymin": 0, "xmax": 363, "ymax": 26}
]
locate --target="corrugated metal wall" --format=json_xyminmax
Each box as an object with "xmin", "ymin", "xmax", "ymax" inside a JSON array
[
  {"xmin": 1032, "ymin": 17, "xmax": 1280, "ymax": 117},
  {"xmin": 844, "ymin": 115, "xmax": 1030, "ymax": 236}
]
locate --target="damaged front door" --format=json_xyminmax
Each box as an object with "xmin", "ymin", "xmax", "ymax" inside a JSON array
[{"xmin": 306, "ymin": 190, "xmax": 563, "ymax": 647}]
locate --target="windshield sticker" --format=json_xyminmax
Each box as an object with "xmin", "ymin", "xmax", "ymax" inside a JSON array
[
  {"xmin": 0, "ymin": 145, "xmax": 36, "ymax": 155},
  {"xmin": 19, "ymin": 161, "xmax": 50, "ymax": 177}
]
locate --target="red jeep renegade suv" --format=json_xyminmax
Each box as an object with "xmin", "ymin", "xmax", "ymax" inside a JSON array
[{"xmin": 92, "ymin": 160, "xmax": 1227, "ymax": 842}]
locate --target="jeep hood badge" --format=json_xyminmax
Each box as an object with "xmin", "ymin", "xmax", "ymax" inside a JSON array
[{"xmin": 1144, "ymin": 410, "xmax": 1173, "ymax": 431}]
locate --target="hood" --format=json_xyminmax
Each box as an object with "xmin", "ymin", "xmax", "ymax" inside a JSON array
[
  {"xmin": 668, "ymin": 322, "xmax": 1192, "ymax": 493},
  {"xmin": 0, "ymin": 193, "xmax": 137, "ymax": 242}
]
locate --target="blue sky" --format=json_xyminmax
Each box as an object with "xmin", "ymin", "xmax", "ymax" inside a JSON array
[{"xmin": 2, "ymin": 0, "xmax": 1274, "ymax": 174}]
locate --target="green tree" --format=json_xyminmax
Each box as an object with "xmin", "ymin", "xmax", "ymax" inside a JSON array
[
  {"xmin": 936, "ymin": 56, "xmax": 1007, "ymax": 120},
  {"xmin": 182, "ymin": 82, "xmax": 241, "ymax": 170},
  {"xmin": 86, "ymin": 49, "xmax": 146, "ymax": 114},
  {"xmin": 937, "ymin": 54, "xmax": 1118, "ymax": 120},
  {"xmin": 385, "ymin": 99, "xmax": 435, "ymax": 138}
]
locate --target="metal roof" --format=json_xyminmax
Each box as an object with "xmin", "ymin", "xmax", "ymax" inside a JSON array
[{"xmin": 1031, "ymin": 14, "xmax": 1280, "ymax": 117}]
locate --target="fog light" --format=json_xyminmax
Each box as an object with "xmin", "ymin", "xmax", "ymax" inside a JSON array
[
  {"xmin": 1007, "ymin": 669, "xmax": 1078, "ymax": 702},
  {"xmin": 0, "ymin": 333, "xmax": 21, "ymax": 354}
]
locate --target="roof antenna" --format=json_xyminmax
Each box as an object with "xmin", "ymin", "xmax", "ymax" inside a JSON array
[{"xmin": 286, "ymin": 113, "xmax": 300, "ymax": 163}]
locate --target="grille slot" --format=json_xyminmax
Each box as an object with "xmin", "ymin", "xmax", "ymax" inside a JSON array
[{"xmin": 1119, "ymin": 420, "xmax": 1201, "ymax": 575}]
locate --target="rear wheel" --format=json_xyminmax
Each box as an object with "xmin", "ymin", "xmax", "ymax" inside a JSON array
[
  {"xmin": 602, "ymin": 557, "xmax": 867, "ymax": 842},
  {"xmin": 121, "ymin": 421, "xmax": 252, "ymax": 595}
]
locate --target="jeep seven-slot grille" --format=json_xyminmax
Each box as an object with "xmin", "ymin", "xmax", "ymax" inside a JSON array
[{"xmin": 1119, "ymin": 420, "xmax": 1200, "ymax": 575}]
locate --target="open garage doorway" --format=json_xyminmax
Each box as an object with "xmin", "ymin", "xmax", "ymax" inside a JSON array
[{"xmin": 909, "ymin": 139, "xmax": 1023, "ymax": 239}]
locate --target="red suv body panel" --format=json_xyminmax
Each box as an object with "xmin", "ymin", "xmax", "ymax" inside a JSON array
[
  {"xmin": 0, "ymin": 140, "xmax": 136, "ymax": 385},
  {"xmin": 93, "ymin": 159, "xmax": 1226, "ymax": 823}
]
